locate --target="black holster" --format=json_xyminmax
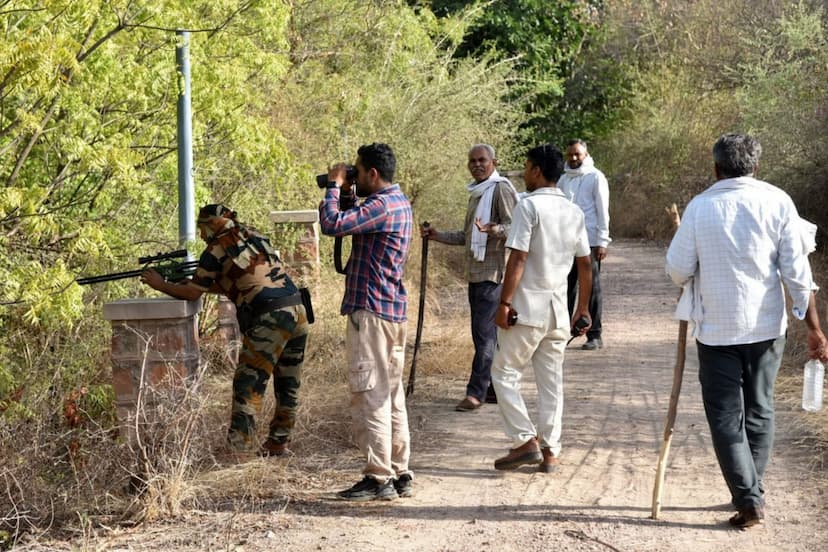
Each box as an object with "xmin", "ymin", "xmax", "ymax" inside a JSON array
[{"xmin": 299, "ymin": 287, "xmax": 314, "ymax": 324}]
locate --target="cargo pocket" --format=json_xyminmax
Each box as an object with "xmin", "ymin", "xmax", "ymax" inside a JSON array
[
  {"xmin": 389, "ymin": 345, "xmax": 405, "ymax": 379},
  {"xmin": 348, "ymin": 361, "xmax": 376, "ymax": 393}
]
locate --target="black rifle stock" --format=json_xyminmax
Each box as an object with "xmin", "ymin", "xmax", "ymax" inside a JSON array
[{"xmin": 76, "ymin": 249, "xmax": 198, "ymax": 285}]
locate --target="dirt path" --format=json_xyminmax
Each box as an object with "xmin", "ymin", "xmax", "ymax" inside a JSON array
[{"xmin": 27, "ymin": 239, "xmax": 827, "ymax": 551}]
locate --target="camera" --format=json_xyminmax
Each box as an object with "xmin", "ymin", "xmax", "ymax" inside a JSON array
[
  {"xmin": 571, "ymin": 315, "xmax": 590, "ymax": 337},
  {"xmin": 316, "ymin": 165, "xmax": 357, "ymax": 188}
]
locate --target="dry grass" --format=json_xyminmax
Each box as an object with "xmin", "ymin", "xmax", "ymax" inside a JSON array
[
  {"xmin": 180, "ymin": 251, "xmax": 475, "ymax": 508},
  {"xmin": 9, "ymin": 242, "xmax": 827, "ymax": 548},
  {"xmin": 775, "ymin": 257, "xmax": 828, "ymax": 487},
  {"xmin": 133, "ymin": 257, "xmax": 471, "ymax": 519}
]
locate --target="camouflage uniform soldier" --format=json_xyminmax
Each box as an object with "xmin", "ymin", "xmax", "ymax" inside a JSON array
[{"xmin": 141, "ymin": 204, "xmax": 309, "ymax": 457}]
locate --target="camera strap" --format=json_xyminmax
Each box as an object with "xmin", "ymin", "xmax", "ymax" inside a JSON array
[{"xmin": 333, "ymin": 236, "xmax": 347, "ymax": 275}]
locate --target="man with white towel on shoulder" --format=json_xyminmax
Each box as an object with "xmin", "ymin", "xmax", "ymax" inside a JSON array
[{"xmin": 422, "ymin": 144, "xmax": 519, "ymax": 412}]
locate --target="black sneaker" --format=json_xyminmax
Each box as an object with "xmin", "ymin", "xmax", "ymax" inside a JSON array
[
  {"xmin": 581, "ymin": 337, "xmax": 603, "ymax": 350},
  {"xmin": 337, "ymin": 476, "xmax": 397, "ymax": 502},
  {"xmin": 394, "ymin": 474, "xmax": 413, "ymax": 498}
]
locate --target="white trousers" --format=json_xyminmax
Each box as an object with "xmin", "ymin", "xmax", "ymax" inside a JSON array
[{"xmin": 491, "ymin": 316, "xmax": 568, "ymax": 456}]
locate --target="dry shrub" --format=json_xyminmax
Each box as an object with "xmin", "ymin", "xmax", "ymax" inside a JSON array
[
  {"xmin": 0, "ymin": 248, "xmax": 477, "ymax": 547},
  {"xmin": 774, "ymin": 251, "xmax": 828, "ymax": 496},
  {"xmin": 0, "ymin": 400, "xmax": 131, "ymax": 544}
]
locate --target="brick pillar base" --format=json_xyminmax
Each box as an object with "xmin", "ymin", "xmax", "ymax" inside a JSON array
[
  {"xmin": 103, "ymin": 297, "xmax": 201, "ymax": 444},
  {"xmin": 216, "ymin": 296, "xmax": 240, "ymax": 366}
]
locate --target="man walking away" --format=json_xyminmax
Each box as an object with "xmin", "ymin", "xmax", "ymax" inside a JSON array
[{"xmin": 666, "ymin": 133, "xmax": 828, "ymax": 528}]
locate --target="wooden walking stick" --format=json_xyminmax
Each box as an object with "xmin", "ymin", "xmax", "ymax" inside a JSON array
[
  {"xmin": 406, "ymin": 222, "xmax": 429, "ymax": 397},
  {"xmin": 651, "ymin": 319, "xmax": 688, "ymax": 519},
  {"xmin": 651, "ymin": 203, "xmax": 686, "ymax": 520}
]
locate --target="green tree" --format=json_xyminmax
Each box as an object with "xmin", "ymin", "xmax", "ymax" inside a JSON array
[
  {"xmin": 595, "ymin": 0, "xmax": 828, "ymax": 240},
  {"xmin": 0, "ymin": 1, "xmax": 294, "ymax": 325},
  {"xmin": 421, "ymin": 0, "xmax": 608, "ymax": 145},
  {"xmin": 271, "ymin": 0, "xmax": 521, "ymax": 226}
]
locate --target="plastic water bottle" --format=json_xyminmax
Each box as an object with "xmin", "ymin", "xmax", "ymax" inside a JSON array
[{"xmin": 802, "ymin": 359, "xmax": 824, "ymax": 412}]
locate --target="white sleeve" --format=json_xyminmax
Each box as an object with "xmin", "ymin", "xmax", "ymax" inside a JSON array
[
  {"xmin": 665, "ymin": 200, "xmax": 698, "ymax": 287},
  {"xmin": 505, "ymin": 199, "xmax": 535, "ymax": 253},
  {"xmin": 593, "ymin": 172, "xmax": 611, "ymax": 247}
]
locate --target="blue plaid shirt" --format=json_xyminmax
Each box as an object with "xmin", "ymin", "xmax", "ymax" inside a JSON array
[{"xmin": 319, "ymin": 184, "xmax": 412, "ymax": 322}]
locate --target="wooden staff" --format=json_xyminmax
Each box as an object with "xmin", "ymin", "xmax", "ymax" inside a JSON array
[
  {"xmin": 651, "ymin": 203, "xmax": 685, "ymax": 520},
  {"xmin": 406, "ymin": 222, "xmax": 429, "ymax": 397}
]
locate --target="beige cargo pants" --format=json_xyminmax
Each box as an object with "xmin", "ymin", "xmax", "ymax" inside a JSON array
[{"xmin": 345, "ymin": 309, "xmax": 412, "ymax": 481}]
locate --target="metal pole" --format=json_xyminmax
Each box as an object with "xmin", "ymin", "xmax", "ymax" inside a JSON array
[{"xmin": 176, "ymin": 31, "xmax": 195, "ymax": 248}]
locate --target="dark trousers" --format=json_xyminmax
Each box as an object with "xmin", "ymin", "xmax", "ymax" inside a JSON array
[
  {"xmin": 567, "ymin": 248, "xmax": 602, "ymax": 339},
  {"xmin": 466, "ymin": 281, "xmax": 501, "ymax": 401},
  {"xmin": 696, "ymin": 335, "xmax": 785, "ymax": 509}
]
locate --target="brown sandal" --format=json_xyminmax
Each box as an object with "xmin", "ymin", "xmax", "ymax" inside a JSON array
[{"xmin": 455, "ymin": 397, "xmax": 482, "ymax": 412}]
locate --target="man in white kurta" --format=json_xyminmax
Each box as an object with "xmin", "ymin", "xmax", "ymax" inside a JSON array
[
  {"xmin": 487, "ymin": 144, "xmax": 592, "ymax": 473},
  {"xmin": 558, "ymin": 139, "xmax": 611, "ymax": 351}
]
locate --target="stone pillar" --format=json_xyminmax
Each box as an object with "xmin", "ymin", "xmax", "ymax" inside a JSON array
[
  {"xmin": 103, "ymin": 297, "xmax": 201, "ymax": 443},
  {"xmin": 270, "ymin": 209, "xmax": 320, "ymax": 278}
]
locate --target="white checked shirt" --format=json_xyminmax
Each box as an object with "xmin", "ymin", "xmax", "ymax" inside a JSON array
[{"xmin": 666, "ymin": 176, "xmax": 817, "ymax": 346}]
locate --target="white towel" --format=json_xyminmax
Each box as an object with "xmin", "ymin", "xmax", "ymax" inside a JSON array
[
  {"xmin": 799, "ymin": 216, "xmax": 817, "ymax": 254},
  {"xmin": 467, "ymin": 170, "xmax": 516, "ymax": 261},
  {"xmin": 675, "ymin": 274, "xmax": 703, "ymax": 337}
]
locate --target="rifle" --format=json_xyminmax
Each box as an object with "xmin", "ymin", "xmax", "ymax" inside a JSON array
[{"xmin": 76, "ymin": 249, "xmax": 198, "ymax": 285}]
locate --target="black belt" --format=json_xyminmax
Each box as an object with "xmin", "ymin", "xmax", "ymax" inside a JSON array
[{"xmin": 250, "ymin": 293, "xmax": 303, "ymax": 319}]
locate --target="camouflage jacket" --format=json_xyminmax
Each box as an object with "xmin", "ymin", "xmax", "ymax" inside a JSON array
[{"xmin": 189, "ymin": 222, "xmax": 297, "ymax": 310}]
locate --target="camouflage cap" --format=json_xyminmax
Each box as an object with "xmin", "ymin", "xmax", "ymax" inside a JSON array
[{"xmin": 198, "ymin": 204, "xmax": 235, "ymax": 223}]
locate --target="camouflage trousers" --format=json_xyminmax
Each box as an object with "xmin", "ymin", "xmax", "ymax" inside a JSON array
[{"xmin": 227, "ymin": 303, "xmax": 309, "ymax": 451}]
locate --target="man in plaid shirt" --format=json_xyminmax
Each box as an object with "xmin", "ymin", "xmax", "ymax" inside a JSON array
[{"xmin": 319, "ymin": 143, "xmax": 414, "ymax": 501}]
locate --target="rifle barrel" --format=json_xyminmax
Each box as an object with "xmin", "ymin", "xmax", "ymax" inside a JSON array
[
  {"xmin": 76, "ymin": 269, "xmax": 144, "ymax": 285},
  {"xmin": 76, "ymin": 260, "xmax": 200, "ymax": 286}
]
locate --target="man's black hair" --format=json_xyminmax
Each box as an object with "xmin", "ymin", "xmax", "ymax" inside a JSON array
[
  {"xmin": 527, "ymin": 144, "xmax": 565, "ymax": 183},
  {"xmin": 357, "ymin": 143, "xmax": 396, "ymax": 183},
  {"xmin": 713, "ymin": 133, "xmax": 762, "ymax": 178}
]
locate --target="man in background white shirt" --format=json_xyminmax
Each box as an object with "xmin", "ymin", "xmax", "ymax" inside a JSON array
[
  {"xmin": 558, "ymin": 139, "xmax": 610, "ymax": 351},
  {"xmin": 666, "ymin": 133, "xmax": 828, "ymax": 528}
]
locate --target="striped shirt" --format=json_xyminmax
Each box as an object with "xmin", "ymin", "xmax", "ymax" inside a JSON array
[
  {"xmin": 666, "ymin": 176, "xmax": 817, "ymax": 346},
  {"xmin": 319, "ymin": 184, "xmax": 412, "ymax": 323}
]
